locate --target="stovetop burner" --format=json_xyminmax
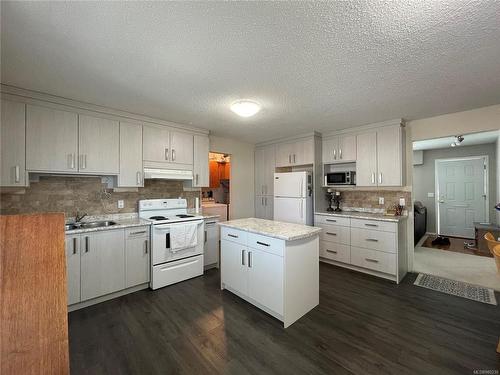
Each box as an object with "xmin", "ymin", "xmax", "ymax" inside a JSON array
[
  {"xmin": 176, "ymin": 214, "xmax": 194, "ymax": 218},
  {"xmin": 149, "ymin": 216, "xmax": 168, "ymax": 221}
]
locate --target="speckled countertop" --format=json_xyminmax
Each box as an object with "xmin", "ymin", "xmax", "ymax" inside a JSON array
[
  {"xmin": 315, "ymin": 211, "xmax": 408, "ymax": 223},
  {"xmin": 219, "ymin": 218, "xmax": 322, "ymax": 241}
]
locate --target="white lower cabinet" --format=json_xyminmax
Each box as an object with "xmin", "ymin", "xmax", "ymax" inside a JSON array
[
  {"xmin": 65, "ymin": 234, "xmax": 81, "ymax": 305},
  {"xmin": 221, "ymin": 227, "xmax": 319, "ymax": 328},
  {"xmin": 315, "ymin": 214, "xmax": 407, "ymax": 283},
  {"xmin": 65, "ymin": 226, "xmax": 150, "ymax": 308},
  {"xmin": 255, "ymin": 195, "xmax": 273, "ymax": 220},
  {"xmin": 204, "ymin": 218, "xmax": 220, "ymax": 268},
  {"xmin": 125, "ymin": 227, "xmax": 150, "ymax": 288}
]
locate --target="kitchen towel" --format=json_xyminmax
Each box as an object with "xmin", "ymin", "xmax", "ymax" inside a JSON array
[{"xmin": 170, "ymin": 222, "xmax": 198, "ymax": 252}]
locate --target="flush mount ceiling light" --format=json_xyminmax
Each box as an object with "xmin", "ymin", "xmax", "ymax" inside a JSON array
[
  {"xmin": 450, "ymin": 135, "xmax": 464, "ymax": 147},
  {"xmin": 230, "ymin": 100, "xmax": 261, "ymax": 117}
]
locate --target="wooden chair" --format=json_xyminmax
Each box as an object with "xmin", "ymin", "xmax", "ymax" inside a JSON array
[{"xmin": 484, "ymin": 232, "xmax": 500, "ymax": 255}]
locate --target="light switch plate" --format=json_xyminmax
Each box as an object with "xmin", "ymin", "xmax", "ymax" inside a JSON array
[
  {"xmin": 427, "ymin": 192, "xmax": 435, "ymax": 198},
  {"xmin": 378, "ymin": 197, "xmax": 384, "ymax": 205},
  {"xmin": 399, "ymin": 198, "xmax": 406, "ymax": 207},
  {"xmin": 118, "ymin": 200, "xmax": 124, "ymax": 209}
]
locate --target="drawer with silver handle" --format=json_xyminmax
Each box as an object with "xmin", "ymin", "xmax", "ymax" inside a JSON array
[
  {"xmin": 314, "ymin": 214, "xmax": 350, "ymax": 227},
  {"xmin": 319, "ymin": 241, "xmax": 350, "ymax": 264},
  {"xmin": 350, "ymin": 227, "xmax": 396, "ymax": 253},
  {"xmin": 316, "ymin": 223, "xmax": 350, "ymax": 245},
  {"xmin": 350, "ymin": 246, "xmax": 396, "ymax": 275},
  {"xmin": 221, "ymin": 226, "xmax": 247, "ymax": 245},
  {"xmin": 247, "ymin": 232, "xmax": 284, "ymax": 257},
  {"xmin": 125, "ymin": 226, "xmax": 150, "ymax": 238},
  {"xmin": 350, "ymin": 218, "xmax": 397, "ymax": 233}
]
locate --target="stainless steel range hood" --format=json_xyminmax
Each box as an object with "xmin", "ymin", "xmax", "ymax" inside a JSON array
[{"xmin": 143, "ymin": 168, "xmax": 193, "ymax": 180}]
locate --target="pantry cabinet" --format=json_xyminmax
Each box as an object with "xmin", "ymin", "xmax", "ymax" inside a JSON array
[
  {"xmin": 78, "ymin": 114, "xmax": 119, "ymax": 174},
  {"xmin": 118, "ymin": 121, "xmax": 144, "ymax": 187},
  {"xmin": 255, "ymin": 196, "xmax": 273, "ymax": 220},
  {"xmin": 322, "ymin": 134, "xmax": 356, "ymax": 164},
  {"xmin": 80, "ymin": 230, "xmax": 125, "ymax": 301},
  {"xmin": 143, "ymin": 125, "xmax": 193, "ymax": 167},
  {"xmin": 1, "ymin": 99, "xmax": 27, "ymax": 187},
  {"xmin": 26, "ymin": 104, "xmax": 79, "ymax": 173},
  {"xmin": 255, "ymin": 144, "xmax": 275, "ymax": 196},
  {"xmin": 65, "ymin": 234, "xmax": 81, "ymax": 305},
  {"xmin": 193, "ymin": 135, "xmax": 209, "ymax": 187},
  {"xmin": 356, "ymin": 125, "xmax": 404, "ymax": 187}
]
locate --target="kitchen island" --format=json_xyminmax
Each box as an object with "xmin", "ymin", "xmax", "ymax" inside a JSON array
[{"xmin": 219, "ymin": 218, "xmax": 321, "ymax": 328}]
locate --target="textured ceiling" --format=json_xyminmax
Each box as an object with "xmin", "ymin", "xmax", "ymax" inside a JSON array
[{"xmin": 2, "ymin": 1, "xmax": 500, "ymax": 143}]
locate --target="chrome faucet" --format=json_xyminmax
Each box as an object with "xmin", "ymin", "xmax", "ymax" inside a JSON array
[{"xmin": 74, "ymin": 211, "xmax": 88, "ymax": 223}]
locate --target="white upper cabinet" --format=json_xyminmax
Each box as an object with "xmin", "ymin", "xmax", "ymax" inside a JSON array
[
  {"xmin": 26, "ymin": 104, "xmax": 78, "ymax": 173},
  {"xmin": 322, "ymin": 135, "xmax": 356, "ymax": 163},
  {"xmin": 356, "ymin": 125, "xmax": 404, "ymax": 187},
  {"xmin": 143, "ymin": 125, "xmax": 170, "ymax": 163},
  {"xmin": 79, "ymin": 115, "xmax": 119, "ymax": 174},
  {"xmin": 275, "ymin": 138, "xmax": 314, "ymax": 167},
  {"xmin": 356, "ymin": 131, "xmax": 378, "ymax": 186},
  {"xmin": 170, "ymin": 131, "xmax": 193, "ymax": 165},
  {"xmin": 1, "ymin": 100, "xmax": 27, "ymax": 187},
  {"xmin": 193, "ymin": 135, "xmax": 209, "ymax": 187},
  {"xmin": 376, "ymin": 125, "xmax": 403, "ymax": 186},
  {"xmin": 143, "ymin": 125, "xmax": 194, "ymax": 167},
  {"xmin": 119, "ymin": 122, "xmax": 143, "ymax": 187},
  {"xmin": 255, "ymin": 144, "xmax": 275, "ymax": 196}
]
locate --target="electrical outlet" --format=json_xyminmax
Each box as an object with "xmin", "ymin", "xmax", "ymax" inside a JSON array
[
  {"xmin": 118, "ymin": 200, "xmax": 124, "ymax": 209},
  {"xmin": 399, "ymin": 198, "xmax": 406, "ymax": 207},
  {"xmin": 378, "ymin": 197, "xmax": 384, "ymax": 205}
]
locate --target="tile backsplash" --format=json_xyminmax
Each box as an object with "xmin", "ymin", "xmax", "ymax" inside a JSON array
[
  {"xmin": 0, "ymin": 176, "xmax": 201, "ymax": 217},
  {"xmin": 319, "ymin": 189, "xmax": 412, "ymax": 212}
]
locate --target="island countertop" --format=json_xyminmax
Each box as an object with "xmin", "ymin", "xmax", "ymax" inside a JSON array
[{"xmin": 218, "ymin": 218, "xmax": 321, "ymax": 241}]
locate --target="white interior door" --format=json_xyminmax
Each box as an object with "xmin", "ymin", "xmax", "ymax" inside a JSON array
[
  {"xmin": 274, "ymin": 197, "xmax": 306, "ymax": 224},
  {"xmin": 437, "ymin": 157, "xmax": 487, "ymax": 238}
]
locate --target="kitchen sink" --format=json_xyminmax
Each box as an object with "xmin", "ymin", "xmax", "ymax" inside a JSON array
[{"xmin": 65, "ymin": 221, "xmax": 117, "ymax": 231}]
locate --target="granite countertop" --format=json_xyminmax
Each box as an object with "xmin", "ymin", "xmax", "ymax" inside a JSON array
[
  {"xmin": 65, "ymin": 213, "xmax": 151, "ymax": 234},
  {"xmin": 315, "ymin": 211, "xmax": 408, "ymax": 223},
  {"xmin": 218, "ymin": 218, "xmax": 322, "ymax": 241}
]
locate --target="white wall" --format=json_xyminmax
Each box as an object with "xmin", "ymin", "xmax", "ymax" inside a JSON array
[
  {"xmin": 209, "ymin": 135, "xmax": 255, "ymax": 219},
  {"xmin": 497, "ymin": 134, "xmax": 500, "ymax": 223},
  {"xmin": 409, "ymin": 104, "xmax": 500, "ymax": 141}
]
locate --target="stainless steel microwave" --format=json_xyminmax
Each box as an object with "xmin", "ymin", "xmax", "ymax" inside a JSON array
[{"xmin": 324, "ymin": 171, "xmax": 356, "ymax": 186}]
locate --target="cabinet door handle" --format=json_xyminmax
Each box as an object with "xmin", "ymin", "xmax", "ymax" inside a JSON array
[
  {"xmin": 83, "ymin": 154, "xmax": 87, "ymax": 169},
  {"xmin": 326, "ymin": 219, "xmax": 337, "ymax": 223},
  {"xmin": 14, "ymin": 165, "xmax": 20, "ymax": 183},
  {"xmin": 85, "ymin": 236, "xmax": 90, "ymax": 252},
  {"xmin": 365, "ymin": 258, "xmax": 379, "ymax": 263},
  {"xmin": 69, "ymin": 154, "xmax": 74, "ymax": 170},
  {"xmin": 144, "ymin": 239, "xmax": 149, "ymax": 254},
  {"xmin": 326, "ymin": 249, "xmax": 337, "ymax": 254},
  {"xmin": 366, "ymin": 238, "xmax": 379, "ymax": 242},
  {"xmin": 136, "ymin": 171, "xmax": 141, "ymax": 185},
  {"xmin": 371, "ymin": 173, "xmax": 375, "ymax": 184},
  {"xmin": 256, "ymin": 241, "xmax": 270, "ymax": 247},
  {"xmin": 228, "ymin": 233, "xmax": 238, "ymax": 238},
  {"xmin": 165, "ymin": 148, "xmax": 169, "ymax": 160},
  {"xmin": 288, "ymin": 154, "xmax": 291, "ymax": 164},
  {"xmin": 172, "ymin": 149, "xmax": 176, "ymax": 161},
  {"xmin": 293, "ymin": 154, "xmax": 296, "ymax": 163},
  {"xmin": 339, "ymin": 148, "xmax": 342, "ymax": 159},
  {"xmin": 241, "ymin": 249, "xmax": 246, "ymax": 265},
  {"xmin": 248, "ymin": 251, "xmax": 252, "ymax": 268},
  {"xmin": 73, "ymin": 237, "xmax": 78, "ymax": 254},
  {"xmin": 365, "ymin": 223, "xmax": 378, "ymax": 227},
  {"xmin": 326, "ymin": 232, "xmax": 337, "ymax": 236},
  {"xmin": 378, "ymin": 173, "xmax": 382, "ymax": 184},
  {"xmin": 195, "ymin": 174, "xmax": 199, "ymax": 185},
  {"xmin": 265, "ymin": 197, "xmax": 267, "ymax": 206},
  {"xmin": 261, "ymin": 197, "xmax": 264, "ymax": 206},
  {"xmin": 333, "ymin": 149, "xmax": 336, "ymax": 160},
  {"xmin": 204, "ymin": 230, "xmax": 207, "ymax": 243},
  {"xmin": 130, "ymin": 230, "xmax": 147, "ymax": 235},
  {"xmin": 206, "ymin": 221, "xmax": 216, "ymax": 225}
]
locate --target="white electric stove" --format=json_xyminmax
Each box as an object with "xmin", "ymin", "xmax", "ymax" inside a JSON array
[{"xmin": 139, "ymin": 199, "xmax": 205, "ymax": 290}]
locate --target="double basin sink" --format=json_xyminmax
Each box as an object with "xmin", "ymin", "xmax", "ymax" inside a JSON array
[{"xmin": 65, "ymin": 220, "xmax": 117, "ymax": 231}]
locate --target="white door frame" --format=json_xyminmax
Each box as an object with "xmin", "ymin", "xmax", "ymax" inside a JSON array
[{"xmin": 434, "ymin": 155, "xmax": 489, "ymax": 236}]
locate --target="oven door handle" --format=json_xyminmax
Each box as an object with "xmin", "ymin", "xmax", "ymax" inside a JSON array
[{"xmin": 154, "ymin": 219, "xmax": 204, "ymax": 230}]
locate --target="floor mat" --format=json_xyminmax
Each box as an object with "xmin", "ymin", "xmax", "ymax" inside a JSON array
[{"xmin": 414, "ymin": 273, "xmax": 497, "ymax": 305}]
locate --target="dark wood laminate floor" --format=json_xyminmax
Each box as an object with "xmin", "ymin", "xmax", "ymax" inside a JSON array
[{"xmin": 69, "ymin": 263, "xmax": 500, "ymax": 374}]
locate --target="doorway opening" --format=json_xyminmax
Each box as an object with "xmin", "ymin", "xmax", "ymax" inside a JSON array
[
  {"xmin": 411, "ymin": 130, "xmax": 499, "ymax": 291},
  {"xmin": 201, "ymin": 152, "xmax": 230, "ymax": 221}
]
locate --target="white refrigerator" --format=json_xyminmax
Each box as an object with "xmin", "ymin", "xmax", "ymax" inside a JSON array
[{"xmin": 273, "ymin": 171, "xmax": 313, "ymax": 225}]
